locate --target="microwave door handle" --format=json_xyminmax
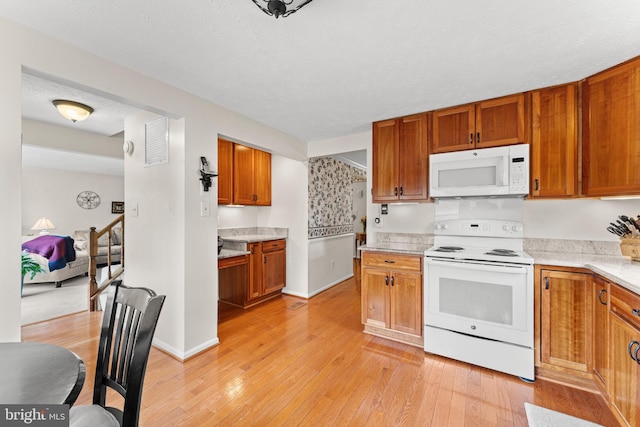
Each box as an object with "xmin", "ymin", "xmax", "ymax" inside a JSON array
[
  {"xmin": 427, "ymin": 259, "xmax": 528, "ymax": 274},
  {"xmin": 503, "ymin": 157, "xmax": 509, "ymax": 187}
]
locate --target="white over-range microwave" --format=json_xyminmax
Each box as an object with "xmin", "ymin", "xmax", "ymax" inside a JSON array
[{"xmin": 429, "ymin": 144, "xmax": 530, "ymax": 198}]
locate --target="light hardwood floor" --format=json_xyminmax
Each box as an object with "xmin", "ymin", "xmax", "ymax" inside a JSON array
[{"xmin": 21, "ymin": 261, "xmax": 619, "ymax": 426}]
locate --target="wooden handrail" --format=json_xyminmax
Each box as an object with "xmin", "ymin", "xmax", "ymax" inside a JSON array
[{"xmin": 88, "ymin": 214, "xmax": 125, "ymax": 311}]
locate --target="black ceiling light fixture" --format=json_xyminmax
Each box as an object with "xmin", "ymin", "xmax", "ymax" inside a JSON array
[{"xmin": 251, "ymin": 0, "xmax": 313, "ymax": 19}]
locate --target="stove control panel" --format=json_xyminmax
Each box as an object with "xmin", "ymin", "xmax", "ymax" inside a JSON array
[{"xmin": 433, "ymin": 219, "xmax": 524, "ymax": 238}]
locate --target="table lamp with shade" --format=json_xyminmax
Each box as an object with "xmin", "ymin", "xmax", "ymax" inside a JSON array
[{"xmin": 31, "ymin": 217, "xmax": 56, "ymax": 235}]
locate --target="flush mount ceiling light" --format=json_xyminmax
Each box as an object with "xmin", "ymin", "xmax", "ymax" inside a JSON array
[
  {"xmin": 52, "ymin": 99, "xmax": 94, "ymax": 123},
  {"xmin": 251, "ymin": 0, "xmax": 313, "ymax": 19}
]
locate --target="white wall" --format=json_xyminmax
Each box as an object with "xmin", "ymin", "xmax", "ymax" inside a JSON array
[
  {"xmin": 308, "ymin": 235, "xmax": 354, "ymax": 297},
  {"xmin": 523, "ymin": 198, "xmax": 640, "ymax": 241},
  {"xmin": 22, "ymin": 166, "xmax": 124, "ymax": 237},
  {"xmin": 258, "ymin": 155, "xmax": 309, "ymax": 297},
  {"xmin": 1, "ymin": 17, "xmax": 308, "ymax": 356}
]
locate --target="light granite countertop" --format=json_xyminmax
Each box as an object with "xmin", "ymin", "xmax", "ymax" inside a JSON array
[
  {"xmin": 221, "ymin": 234, "xmax": 284, "ymax": 243},
  {"xmin": 359, "ymin": 242, "xmax": 431, "ymax": 256},
  {"xmin": 529, "ymin": 251, "xmax": 640, "ymax": 295},
  {"xmin": 218, "ymin": 248, "xmax": 250, "ymax": 260}
]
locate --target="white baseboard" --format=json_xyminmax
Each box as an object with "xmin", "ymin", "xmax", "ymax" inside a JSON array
[
  {"xmin": 283, "ymin": 273, "xmax": 354, "ymax": 299},
  {"xmin": 152, "ymin": 337, "xmax": 220, "ymax": 361}
]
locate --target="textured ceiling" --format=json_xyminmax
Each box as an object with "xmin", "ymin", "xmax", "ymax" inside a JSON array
[{"xmin": 4, "ymin": 1, "xmax": 640, "ymax": 142}]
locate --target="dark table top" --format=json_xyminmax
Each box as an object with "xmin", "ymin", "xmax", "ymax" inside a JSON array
[{"xmin": 0, "ymin": 342, "xmax": 85, "ymax": 405}]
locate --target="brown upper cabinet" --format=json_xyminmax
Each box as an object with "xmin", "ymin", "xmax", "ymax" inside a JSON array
[
  {"xmin": 233, "ymin": 144, "xmax": 272, "ymax": 206},
  {"xmin": 530, "ymin": 84, "xmax": 578, "ymax": 198},
  {"xmin": 218, "ymin": 138, "xmax": 272, "ymax": 206},
  {"xmin": 372, "ymin": 113, "xmax": 429, "ymax": 203},
  {"xmin": 582, "ymin": 56, "xmax": 640, "ymax": 197},
  {"xmin": 432, "ymin": 94, "xmax": 526, "ymax": 153},
  {"xmin": 217, "ymin": 138, "xmax": 234, "ymax": 205}
]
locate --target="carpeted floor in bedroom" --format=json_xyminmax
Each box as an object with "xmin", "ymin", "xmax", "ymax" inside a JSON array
[{"xmin": 21, "ymin": 275, "xmax": 88, "ymax": 325}]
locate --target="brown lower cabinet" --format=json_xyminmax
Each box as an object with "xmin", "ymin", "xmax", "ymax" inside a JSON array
[
  {"xmin": 361, "ymin": 251, "xmax": 423, "ymax": 347},
  {"xmin": 536, "ymin": 264, "xmax": 640, "ymax": 427},
  {"xmin": 219, "ymin": 239, "xmax": 286, "ymax": 309},
  {"xmin": 609, "ymin": 284, "xmax": 640, "ymax": 427}
]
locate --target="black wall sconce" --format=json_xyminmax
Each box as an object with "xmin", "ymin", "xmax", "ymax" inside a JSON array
[{"xmin": 200, "ymin": 156, "xmax": 218, "ymax": 192}]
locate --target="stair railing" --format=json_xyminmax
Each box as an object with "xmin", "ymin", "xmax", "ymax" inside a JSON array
[{"xmin": 88, "ymin": 214, "xmax": 125, "ymax": 311}]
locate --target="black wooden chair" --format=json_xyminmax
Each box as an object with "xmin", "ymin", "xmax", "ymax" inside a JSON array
[{"xmin": 70, "ymin": 280, "xmax": 165, "ymax": 427}]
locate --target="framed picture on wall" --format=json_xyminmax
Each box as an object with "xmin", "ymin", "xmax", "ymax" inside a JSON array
[{"xmin": 111, "ymin": 201, "xmax": 124, "ymax": 214}]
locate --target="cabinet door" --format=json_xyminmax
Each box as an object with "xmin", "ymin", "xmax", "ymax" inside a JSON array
[
  {"xmin": 362, "ymin": 267, "xmax": 389, "ymax": 327},
  {"xmin": 541, "ymin": 270, "xmax": 592, "ymax": 372},
  {"xmin": 475, "ymin": 94, "xmax": 525, "ymax": 148},
  {"xmin": 398, "ymin": 113, "xmax": 429, "ymax": 201},
  {"xmin": 218, "ymin": 138, "xmax": 234, "ymax": 205},
  {"xmin": 262, "ymin": 249, "xmax": 285, "ymax": 295},
  {"xmin": 432, "ymin": 104, "xmax": 475, "ymax": 153},
  {"xmin": 609, "ymin": 313, "xmax": 640, "ymax": 427},
  {"xmin": 583, "ymin": 58, "xmax": 640, "ymax": 197},
  {"xmin": 372, "ymin": 119, "xmax": 400, "ymax": 202},
  {"xmin": 233, "ymin": 144, "xmax": 256, "ymax": 205},
  {"xmin": 253, "ymin": 149, "xmax": 272, "ymax": 206},
  {"xmin": 592, "ymin": 276, "xmax": 610, "ymax": 391},
  {"xmin": 389, "ymin": 270, "xmax": 422, "ymax": 336},
  {"xmin": 531, "ymin": 84, "xmax": 578, "ymax": 198},
  {"xmin": 247, "ymin": 242, "xmax": 263, "ymax": 301}
]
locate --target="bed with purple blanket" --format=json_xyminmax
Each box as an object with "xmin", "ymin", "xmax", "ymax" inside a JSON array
[{"xmin": 21, "ymin": 235, "xmax": 89, "ymax": 288}]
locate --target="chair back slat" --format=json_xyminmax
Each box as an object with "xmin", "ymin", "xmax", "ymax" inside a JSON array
[{"xmin": 92, "ymin": 280, "xmax": 165, "ymax": 427}]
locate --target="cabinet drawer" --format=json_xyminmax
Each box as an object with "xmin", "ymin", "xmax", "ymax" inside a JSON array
[
  {"xmin": 262, "ymin": 239, "xmax": 286, "ymax": 252},
  {"xmin": 610, "ymin": 284, "xmax": 640, "ymax": 329},
  {"xmin": 362, "ymin": 252, "xmax": 422, "ymax": 271}
]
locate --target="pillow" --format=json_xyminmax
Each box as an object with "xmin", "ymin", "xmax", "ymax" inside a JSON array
[{"xmin": 111, "ymin": 227, "xmax": 122, "ymax": 245}]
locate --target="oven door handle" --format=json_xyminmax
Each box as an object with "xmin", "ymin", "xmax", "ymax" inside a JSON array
[{"xmin": 427, "ymin": 259, "xmax": 528, "ymax": 274}]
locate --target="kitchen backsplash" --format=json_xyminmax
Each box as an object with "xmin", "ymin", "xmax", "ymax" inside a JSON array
[
  {"xmin": 308, "ymin": 156, "xmax": 366, "ymax": 239},
  {"xmin": 524, "ymin": 238, "xmax": 620, "ymax": 256},
  {"xmin": 376, "ymin": 232, "xmax": 434, "ymax": 246},
  {"xmin": 218, "ymin": 227, "xmax": 288, "ymax": 238}
]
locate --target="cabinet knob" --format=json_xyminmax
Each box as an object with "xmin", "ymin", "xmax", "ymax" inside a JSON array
[
  {"xmin": 390, "ymin": 276, "xmax": 394, "ymax": 286},
  {"xmin": 385, "ymin": 276, "xmax": 389, "ymax": 286}
]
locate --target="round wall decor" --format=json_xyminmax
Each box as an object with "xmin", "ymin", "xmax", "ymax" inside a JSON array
[{"xmin": 76, "ymin": 191, "xmax": 101, "ymax": 209}]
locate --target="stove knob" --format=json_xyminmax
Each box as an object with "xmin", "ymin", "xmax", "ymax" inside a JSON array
[
  {"xmin": 512, "ymin": 225, "xmax": 521, "ymax": 232},
  {"xmin": 435, "ymin": 223, "xmax": 441, "ymax": 230},
  {"xmin": 442, "ymin": 224, "xmax": 449, "ymax": 230},
  {"xmin": 503, "ymin": 225, "xmax": 510, "ymax": 231}
]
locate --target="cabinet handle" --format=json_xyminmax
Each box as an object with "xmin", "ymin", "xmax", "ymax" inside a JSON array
[
  {"xmin": 394, "ymin": 187, "xmax": 398, "ymax": 196},
  {"xmin": 399, "ymin": 187, "xmax": 403, "ymax": 196},
  {"xmin": 385, "ymin": 276, "xmax": 389, "ymax": 286},
  {"xmin": 469, "ymin": 133, "xmax": 473, "ymax": 144},
  {"xmin": 476, "ymin": 132, "xmax": 480, "ymax": 144},
  {"xmin": 632, "ymin": 308, "xmax": 640, "ymax": 317},
  {"xmin": 263, "ymin": 256, "xmax": 267, "ymax": 264},
  {"xmin": 636, "ymin": 346, "xmax": 640, "ymax": 365},
  {"xmin": 628, "ymin": 341, "xmax": 640, "ymax": 362},
  {"xmin": 544, "ymin": 277, "xmax": 549, "ymax": 290},
  {"xmin": 597, "ymin": 289, "xmax": 608, "ymax": 305},
  {"xmin": 390, "ymin": 276, "xmax": 395, "ymax": 286},
  {"xmin": 535, "ymin": 179, "xmax": 539, "ymax": 191},
  {"xmin": 384, "ymin": 260, "xmax": 396, "ymax": 264}
]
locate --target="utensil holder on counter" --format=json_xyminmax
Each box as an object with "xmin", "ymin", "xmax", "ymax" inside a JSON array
[{"xmin": 620, "ymin": 237, "xmax": 640, "ymax": 261}]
